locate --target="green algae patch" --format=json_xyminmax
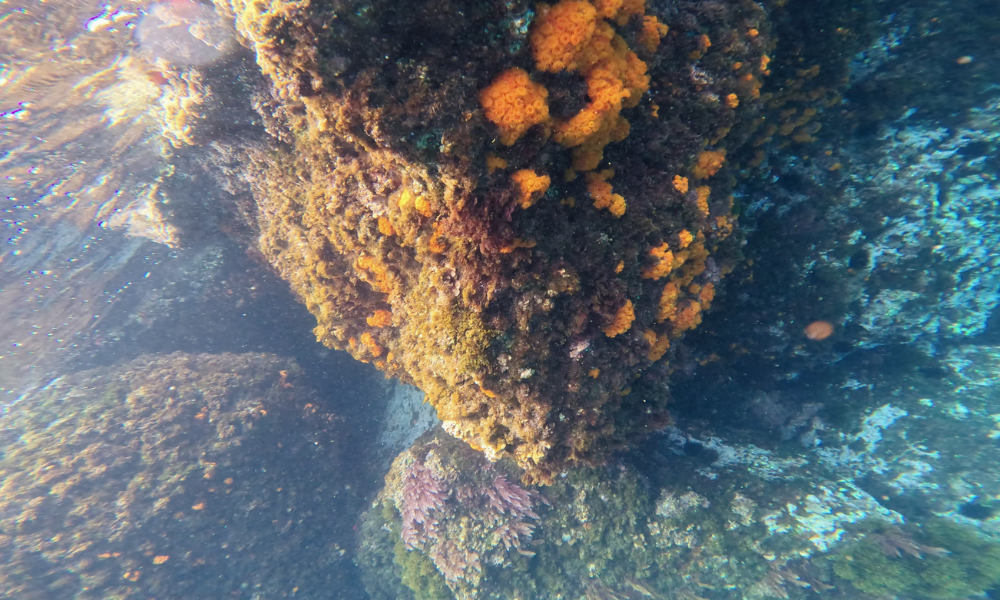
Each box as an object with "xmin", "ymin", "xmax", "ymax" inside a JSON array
[{"xmin": 829, "ymin": 519, "xmax": 1000, "ymax": 599}]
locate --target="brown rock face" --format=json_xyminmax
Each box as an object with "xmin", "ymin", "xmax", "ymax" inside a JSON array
[{"xmin": 219, "ymin": 0, "xmax": 771, "ymax": 481}]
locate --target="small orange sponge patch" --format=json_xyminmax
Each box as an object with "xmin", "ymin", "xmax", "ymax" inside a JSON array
[
  {"xmin": 603, "ymin": 299, "xmax": 635, "ymax": 337},
  {"xmin": 366, "ymin": 309, "xmax": 392, "ymax": 327}
]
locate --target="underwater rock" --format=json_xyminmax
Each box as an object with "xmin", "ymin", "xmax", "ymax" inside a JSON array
[
  {"xmin": 810, "ymin": 344, "xmax": 1000, "ymax": 538},
  {"xmin": 726, "ymin": 93, "xmax": 1000, "ymax": 360},
  {"xmin": 376, "ymin": 382, "xmax": 440, "ymax": 469},
  {"xmin": 359, "ymin": 417, "xmax": 1000, "ymax": 600},
  {"xmin": 0, "ymin": 352, "xmax": 363, "ymax": 600},
  {"xmin": 210, "ymin": 0, "xmax": 778, "ymax": 481},
  {"xmin": 660, "ymin": 0, "xmax": 1000, "ymax": 418}
]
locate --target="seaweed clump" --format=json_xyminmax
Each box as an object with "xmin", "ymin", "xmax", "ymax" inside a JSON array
[
  {"xmin": 358, "ymin": 430, "xmax": 658, "ymax": 600},
  {"xmin": 828, "ymin": 520, "xmax": 1000, "ymax": 600},
  {"xmin": 215, "ymin": 0, "xmax": 774, "ymax": 481},
  {"xmin": 358, "ymin": 427, "xmax": 848, "ymax": 600}
]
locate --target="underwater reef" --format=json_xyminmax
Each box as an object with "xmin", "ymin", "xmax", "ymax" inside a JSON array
[
  {"xmin": 0, "ymin": 352, "xmax": 364, "ymax": 600},
  {"xmin": 357, "ymin": 408, "xmax": 1000, "ymax": 600},
  {"xmin": 208, "ymin": 0, "xmax": 785, "ymax": 481}
]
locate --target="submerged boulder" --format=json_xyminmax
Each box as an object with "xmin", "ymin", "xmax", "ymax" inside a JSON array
[
  {"xmin": 209, "ymin": 0, "xmax": 781, "ymax": 481},
  {"xmin": 0, "ymin": 352, "xmax": 362, "ymax": 600}
]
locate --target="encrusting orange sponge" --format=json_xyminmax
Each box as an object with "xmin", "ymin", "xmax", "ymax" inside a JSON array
[
  {"xmin": 603, "ymin": 299, "xmax": 635, "ymax": 337},
  {"xmin": 366, "ymin": 309, "xmax": 392, "ymax": 327},
  {"xmin": 692, "ymin": 149, "xmax": 726, "ymax": 179},
  {"xmin": 479, "ymin": 67, "xmax": 550, "ymax": 146},
  {"xmin": 360, "ymin": 332, "xmax": 383, "ymax": 357}
]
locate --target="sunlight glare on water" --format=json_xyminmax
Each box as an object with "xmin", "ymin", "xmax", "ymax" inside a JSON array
[{"xmin": 136, "ymin": 0, "xmax": 236, "ymax": 66}]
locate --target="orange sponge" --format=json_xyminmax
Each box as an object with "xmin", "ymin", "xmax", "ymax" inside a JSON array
[
  {"xmin": 603, "ymin": 299, "xmax": 635, "ymax": 337},
  {"xmin": 366, "ymin": 309, "xmax": 392, "ymax": 327}
]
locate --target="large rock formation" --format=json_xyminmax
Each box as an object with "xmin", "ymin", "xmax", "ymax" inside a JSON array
[
  {"xmin": 0, "ymin": 352, "xmax": 363, "ymax": 600},
  {"xmin": 211, "ymin": 0, "xmax": 779, "ymax": 481}
]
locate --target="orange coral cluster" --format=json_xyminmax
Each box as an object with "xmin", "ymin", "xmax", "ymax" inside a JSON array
[
  {"xmin": 638, "ymin": 15, "xmax": 669, "ymax": 53},
  {"xmin": 511, "ymin": 169, "xmax": 551, "ymax": 209},
  {"xmin": 585, "ymin": 169, "xmax": 626, "ymax": 217},
  {"xmin": 602, "ymin": 299, "xmax": 635, "ymax": 337},
  {"xmin": 657, "ymin": 281, "xmax": 680, "ymax": 322},
  {"xmin": 528, "ymin": 0, "xmax": 655, "ymax": 215},
  {"xmin": 356, "ymin": 255, "xmax": 393, "ymax": 294},
  {"xmin": 694, "ymin": 186, "xmax": 711, "ymax": 216},
  {"xmin": 692, "ymin": 150, "xmax": 726, "ymax": 179},
  {"xmin": 479, "ymin": 67, "xmax": 550, "ymax": 145},
  {"xmin": 480, "ymin": 0, "xmax": 665, "ymax": 220},
  {"xmin": 671, "ymin": 300, "xmax": 703, "ymax": 333},
  {"xmin": 643, "ymin": 328, "xmax": 670, "ymax": 361},
  {"xmin": 641, "ymin": 242, "xmax": 675, "ymax": 280},
  {"xmin": 650, "ymin": 231, "xmax": 716, "ymax": 343},
  {"xmin": 535, "ymin": 1, "xmax": 650, "ymax": 158},
  {"xmin": 531, "ymin": 1, "xmax": 600, "ymax": 72}
]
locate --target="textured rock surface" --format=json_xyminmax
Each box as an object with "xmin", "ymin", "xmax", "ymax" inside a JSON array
[
  {"xmin": 0, "ymin": 352, "xmax": 364, "ymax": 600},
  {"xmin": 360, "ymin": 339, "xmax": 1000, "ymax": 599},
  {"xmin": 204, "ymin": 0, "xmax": 787, "ymax": 480},
  {"xmin": 665, "ymin": 0, "xmax": 1000, "ymax": 422}
]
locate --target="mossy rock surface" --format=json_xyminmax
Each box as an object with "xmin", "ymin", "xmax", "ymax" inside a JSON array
[{"xmin": 0, "ymin": 352, "xmax": 362, "ymax": 600}]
